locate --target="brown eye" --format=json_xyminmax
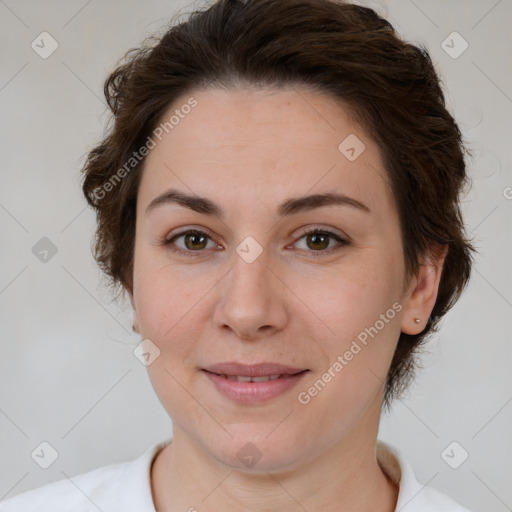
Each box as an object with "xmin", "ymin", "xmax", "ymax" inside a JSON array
[
  {"xmin": 164, "ymin": 229, "xmax": 218, "ymax": 257},
  {"xmin": 183, "ymin": 232, "xmax": 208, "ymax": 250},
  {"xmin": 306, "ymin": 232, "xmax": 331, "ymax": 251},
  {"xmin": 294, "ymin": 228, "xmax": 347, "ymax": 256}
]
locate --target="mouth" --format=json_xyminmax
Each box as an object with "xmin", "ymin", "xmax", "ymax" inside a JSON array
[
  {"xmin": 205, "ymin": 373, "xmax": 304, "ymax": 382},
  {"xmin": 201, "ymin": 362, "xmax": 309, "ymax": 403}
]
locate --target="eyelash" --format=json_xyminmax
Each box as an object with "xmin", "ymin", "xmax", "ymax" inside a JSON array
[{"xmin": 162, "ymin": 227, "xmax": 348, "ymax": 258}]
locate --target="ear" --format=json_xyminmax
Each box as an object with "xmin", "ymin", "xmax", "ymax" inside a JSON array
[
  {"xmin": 128, "ymin": 290, "xmax": 140, "ymax": 334},
  {"xmin": 400, "ymin": 244, "xmax": 448, "ymax": 335}
]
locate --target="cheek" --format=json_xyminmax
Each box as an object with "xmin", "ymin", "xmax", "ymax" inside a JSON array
[
  {"xmin": 133, "ymin": 263, "xmax": 211, "ymax": 407},
  {"xmin": 295, "ymin": 274, "xmax": 401, "ymax": 426},
  {"xmin": 293, "ymin": 251, "xmax": 402, "ymax": 346},
  {"xmin": 132, "ymin": 251, "xmax": 219, "ymax": 356},
  {"xmin": 290, "ymin": 250, "xmax": 403, "ymax": 410}
]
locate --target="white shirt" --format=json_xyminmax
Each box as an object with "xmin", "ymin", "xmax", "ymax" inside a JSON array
[{"xmin": 0, "ymin": 439, "xmax": 470, "ymax": 511}]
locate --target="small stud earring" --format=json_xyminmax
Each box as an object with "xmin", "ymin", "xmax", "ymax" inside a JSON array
[{"xmin": 414, "ymin": 318, "xmax": 421, "ymax": 324}]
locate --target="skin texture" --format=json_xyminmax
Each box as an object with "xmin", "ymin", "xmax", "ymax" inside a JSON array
[{"xmin": 129, "ymin": 86, "xmax": 446, "ymax": 512}]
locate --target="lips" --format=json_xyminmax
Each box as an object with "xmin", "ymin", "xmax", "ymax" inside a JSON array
[
  {"xmin": 203, "ymin": 362, "xmax": 307, "ymax": 378},
  {"xmin": 202, "ymin": 362, "xmax": 309, "ymax": 403},
  {"xmin": 216, "ymin": 374, "xmax": 286, "ymax": 382}
]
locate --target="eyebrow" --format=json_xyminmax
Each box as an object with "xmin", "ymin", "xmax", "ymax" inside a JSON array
[{"xmin": 145, "ymin": 188, "xmax": 370, "ymax": 217}]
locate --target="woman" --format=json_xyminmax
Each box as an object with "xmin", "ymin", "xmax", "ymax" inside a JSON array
[{"xmin": 1, "ymin": 0, "xmax": 474, "ymax": 510}]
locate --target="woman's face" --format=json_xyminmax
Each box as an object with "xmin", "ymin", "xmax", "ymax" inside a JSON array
[{"xmin": 131, "ymin": 86, "xmax": 412, "ymax": 471}]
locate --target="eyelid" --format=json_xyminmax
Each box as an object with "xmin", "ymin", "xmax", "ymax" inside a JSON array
[
  {"xmin": 293, "ymin": 224, "xmax": 349, "ymax": 242},
  {"xmin": 166, "ymin": 229, "xmax": 215, "ymax": 245},
  {"xmin": 165, "ymin": 226, "xmax": 217, "ymax": 244}
]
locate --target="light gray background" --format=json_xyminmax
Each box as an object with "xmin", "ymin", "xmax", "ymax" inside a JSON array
[{"xmin": 1, "ymin": 1, "xmax": 511, "ymax": 510}]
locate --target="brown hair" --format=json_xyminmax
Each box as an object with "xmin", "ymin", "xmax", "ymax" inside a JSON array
[{"xmin": 82, "ymin": 0, "xmax": 475, "ymax": 409}]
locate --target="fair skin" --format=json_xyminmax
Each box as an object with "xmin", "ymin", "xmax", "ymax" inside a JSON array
[{"xmin": 129, "ymin": 86, "xmax": 445, "ymax": 512}]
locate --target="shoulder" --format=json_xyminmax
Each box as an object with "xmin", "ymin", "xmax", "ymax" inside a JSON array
[
  {"xmin": 414, "ymin": 485, "xmax": 471, "ymax": 512},
  {"xmin": 377, "ymin": 440, "xmax": 471, "ymax": 512},
  {"xmin": 0, "ymin": 463, "xmax": 125, "ymax": 512},
  {"xmin": 0, "ymin": 440, "xmax": 170, "ymax": 512}
]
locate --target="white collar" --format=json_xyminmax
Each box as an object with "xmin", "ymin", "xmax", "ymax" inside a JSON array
[{"xmin": 1, "ymin": 438, "xmax": 469, "ymax": 511}]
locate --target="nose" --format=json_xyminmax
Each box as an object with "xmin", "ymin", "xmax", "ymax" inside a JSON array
[{"xmin": 212, "ymin": 250, "xmax": 288, "ymax": 341}]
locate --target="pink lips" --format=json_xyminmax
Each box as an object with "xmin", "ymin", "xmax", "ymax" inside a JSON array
[{"xmin": 202, "ymin": 362, "xmax": 309, "ymax": 404}]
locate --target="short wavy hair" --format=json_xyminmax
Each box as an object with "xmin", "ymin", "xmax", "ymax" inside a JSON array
[{"xmin": 81, "ymin": 0, "xmax": 475, "ymax": 409}]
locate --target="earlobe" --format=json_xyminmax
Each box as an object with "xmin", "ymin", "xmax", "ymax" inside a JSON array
[
  {"xmin": 400, "ymin": 245, "xmax": 448, "ymax": 335},
  {"xmin": 132, "ymin": 310, "xmax": 140, "ymax": 334},
  {"xmin": 128, "ymin": 291, "xmax": 140, "ymax": 334}
]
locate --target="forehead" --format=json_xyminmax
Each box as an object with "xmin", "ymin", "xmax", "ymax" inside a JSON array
[{"xmin": 137, "ymin": 86, "xmax": 394, "ymax": 218}]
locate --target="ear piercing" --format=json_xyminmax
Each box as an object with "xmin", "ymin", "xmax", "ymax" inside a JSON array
[{"xmin": 414, "ymin": 318, "xmax": 421, "ymax": 324}]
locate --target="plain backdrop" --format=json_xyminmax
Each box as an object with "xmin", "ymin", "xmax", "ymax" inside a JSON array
[{"xmin": 0, "ymin": 1, "xmax": 511, "ymax": 510}]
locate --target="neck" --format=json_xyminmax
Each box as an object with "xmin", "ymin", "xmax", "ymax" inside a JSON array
[{"xmin": 151, "ymin": 405, "xmax": 398, "ymax": 512}]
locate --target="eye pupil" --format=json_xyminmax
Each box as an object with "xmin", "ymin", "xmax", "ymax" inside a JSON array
[
  {"xmin": 307, "ymin": 233, "xmax": 329, "ymax": 250},
  {"xmin": 185, "ymin": 233, "xmax": 207, "ymax": 250}
]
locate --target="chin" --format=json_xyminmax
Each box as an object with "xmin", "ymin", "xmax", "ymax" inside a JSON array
[{"xmin": 202, "ymin": 427, "xmax": 310, "ymax": 474}]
